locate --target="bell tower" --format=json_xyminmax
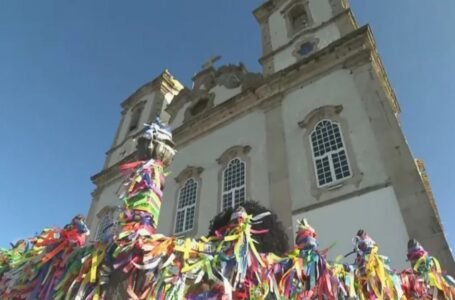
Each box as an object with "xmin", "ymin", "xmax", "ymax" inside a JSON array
[
  {"xmin": 86, "ymin": 70, "xmax": 183, "ymax": 240},
  {"xmin": 103, "ymin": 70, "xmax": 183, "ymax": 169},
  {"xmin": 253, "ymin": 0, "xmax": 357, "ymax": 75}
]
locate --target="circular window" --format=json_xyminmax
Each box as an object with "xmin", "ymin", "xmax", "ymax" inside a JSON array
[
  {"xmin": 298, "ymin": 42, "xmax": 315, "ymax": 56},
  {"xmin": 190, "ymin": 98, "xmax": 209, "ymax": 116}
]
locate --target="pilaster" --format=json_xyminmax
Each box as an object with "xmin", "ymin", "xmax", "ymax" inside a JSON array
[{"xmin": 263, "ymin": 97, "xmax": 293, "ymax": 244}]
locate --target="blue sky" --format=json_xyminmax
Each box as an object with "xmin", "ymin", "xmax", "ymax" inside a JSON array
[{"xmin": 0, "ymin": 0, "xmax": 454, "ymax": 255}]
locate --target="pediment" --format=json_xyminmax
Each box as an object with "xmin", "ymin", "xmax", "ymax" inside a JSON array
[{"xmin": 166, "ymin": 63, "xmax": 264, "ymax": 129}]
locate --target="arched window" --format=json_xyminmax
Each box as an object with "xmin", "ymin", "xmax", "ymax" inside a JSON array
[
  {"xmin": 175, "ymin": 178, "xmax": 198, "ymax": 234},
  {"xmin": 190, "ymin": 98, "xmax": 209, "ymax": 116},
  {"xmin": 283, "ymin": 1, "xmax": 313, "ymax": 38},
  {"xmin": 96, "ymin": 214, "xmax": 112, "ymax": 241},
  {"xmin": 222, "ymin": 158, "xmax": 246, "ymax": 210},
  {"xmin": 310, "ymin": 120, "xmax": 351, "ymax": 187},
  {"xmin": 128, "ymin": 104, "xmax": 144, "ymax": 132},
  {"xmin": 289, "ymin": 5, "xmax": 309, "ymax": 31}
]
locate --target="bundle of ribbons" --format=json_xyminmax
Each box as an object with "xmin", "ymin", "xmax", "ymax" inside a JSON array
[
  {"xmin": 279, "ymin": 218, "xmax": 336, "ymax": 299},
  {"xmin": 2, "ymin": 209, "xmax": 454, "ymax": 299},
  {"xmin": 352, "ymin": 230, "xmax": 403, "ymax": 299},
  {"xmin": 0, "ymin": 215, "xmax": 91, "ymax": 299},
  {"xmin": 1, "ymin": 119, "xmax": 455, "ymax": 299},
  {"xmin": 400, "ymin": 239, "xmax": 455, "ymax": 299}
]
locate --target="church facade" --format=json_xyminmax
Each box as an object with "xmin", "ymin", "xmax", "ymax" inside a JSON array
[{"xmin": 86, "ymin": 0, "xmax": 455, "ymax": 272}]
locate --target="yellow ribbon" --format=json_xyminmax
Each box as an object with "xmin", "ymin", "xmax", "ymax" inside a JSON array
[{"xmin": 89, "ymin": 245, "xmax": 105, "ymax": 284}]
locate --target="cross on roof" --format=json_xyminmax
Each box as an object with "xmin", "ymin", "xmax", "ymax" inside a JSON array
[{"xmin": 201, "ymin": 55, "xmax": 222, "ymax": 70}]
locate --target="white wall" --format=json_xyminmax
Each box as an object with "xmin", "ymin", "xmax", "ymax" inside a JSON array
[
  {"xmin": 211, "ymin": 85, "xmax": 242, "ymax": 106},
  {"xmin": 106, "ymin": 138, "xmax": 137, "ymax": 168},
  {"xmin": 96, "ymin": 178, "xmax": 123, "ymax": 210},
  {"xmin": 282, "ymin": 69, "xmax": 389, "ymax": 210},
  {"xmin": 272, "ymin": 24, "xmax": 341, "ymax": 72},
  {"xmin": 159, "ymin": 111, "xmax": 269, "ymax": 237},
  {"xmin": 116, "ymin": 92, "xmax": 156, "ymax": 146},
  {"xmin": 170, "ymin": 85, "xmax": 242, "ymax": 130},
  {"xmin": 292, "ymin": 186, "xmax": 410, "ymax": 270},
  {"xmin": 107, "ymin": 92, "xmax": 159, "ymax": 168},
  {"xmin": 88, "ymin": 177, "xmax": 123, "ymax": 234},
  {"xmin": 170, "ymin": 102, "xmax": 191, "ymax": 130},
  {"xmin": 268, "ymin": 3, "xmax": 289, "ymax": 50},
  {"xmin": 140, "ymin": 91, "xmax": 157, "ymax": 128},
  {"xmin": 307, "ymin": 0, "xmax": 334, "ymax": 23},
  {"xmin": 268, "ymin": 0, "xmax": 339, "ymax": 51},
  {"xmin": 267, "ymin": 0, "xmax": 341, "ymax": 73}
]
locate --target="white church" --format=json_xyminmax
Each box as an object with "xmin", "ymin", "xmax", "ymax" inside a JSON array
[{"xmin": 86, "ymin": 0, "xmax": 455, "ymax": 272}]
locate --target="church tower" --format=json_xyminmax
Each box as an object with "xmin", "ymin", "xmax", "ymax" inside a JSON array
[
  {"xmin": 254, "ymin": 0, "xmax": 355, "ymax": 75},
  {"xmin": 86, "ymin": 0, "xmax": 454, "ymax": 273},
  {"xmin": 86, "ymin": 70, "xmax": 183, "ymax": 240}
]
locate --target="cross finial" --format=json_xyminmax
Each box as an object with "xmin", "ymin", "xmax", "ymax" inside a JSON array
[{"xmin": 201, "ymin": 55, "xmax": 222, "ymax": 70}]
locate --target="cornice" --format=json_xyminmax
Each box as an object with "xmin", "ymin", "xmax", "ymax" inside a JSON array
[
  {"xmin": 297, "ymin": 105, "xmax": 343, "ymax": 128},
  {"xmin": 415, "ymin": 159, "xmax": 442, "ymax": 227},
  {"xmin": 105, "ymin": 131, "xmax": 140, "ymax": 157},
  {"xmin": 183, "ymin": 92, "xmax": 216, "ymax": 123},
  {"xmin": 161, "ymin": 70, "xmax": 185, "ymax": 93},
  {"xmin": 166, "ymin": 88, "xmax": 191, "ymax": 117},
  {"xmin": 174, "ymin": 166, "xmax": 204, "ymax": 184},
  {"xmin": 172, "ymin": 89, "xmax": 259, "ymax": 147},
  {"xmin": 166, "ymin": 65, "xmax": 263, "ymax": 125},
  {"xmin": 368, "ymin": 39, "xmax": 401, "ymax": 114},
  {"xmin": 216, "ymin": 145, "xmax": 252, "ymax": 165},
  {"xmin": 253, "ymin": 0, "xmax": 286, "ymax": 22},
  {"xmin": 173, "ymin": 26, "xmax": 373, "ymax": 148},
  {"xmin": 120, "ymin": 70, "xmax": 183, "ymax": 110},
  {"xmin": 91, "ymin": 153, "xmax": 137, "ymax": 186}
]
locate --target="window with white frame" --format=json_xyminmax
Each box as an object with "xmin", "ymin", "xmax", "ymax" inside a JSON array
[
  {"xmin": 222, "ymin": 158, "xmax": 246, "ymax": 210},
  {"xmin": 174, "ymin": 178, "xmax": 198, "ymax": 234},
  {"xmin": 310, "ymin": 119, "xmax": 351, "ymax": 187}
]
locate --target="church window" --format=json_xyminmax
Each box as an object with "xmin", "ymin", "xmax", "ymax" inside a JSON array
[
  {"xmin": 289, "ymin": 5, "xmax": 309, "ymax": 32},
  {"xmin": 128, "ymin": 105, "xmax": 143, "ymax": 132},
  {"xmin": 190, "ymin": 98, "xmax": 209, "ymax": 116},
  {"xmin": 174, "ymin": 178, "xmax": 198, "ymax": 234},
  {"xmin": 298, "ymin": 42, "xmax": 315, "ymax": 56},
  {"xmin": 310, "ymin": 119, "xmax": 351, "ymax": 187},
  {"xmin": 222, "ymin": 158, "xmax": 246, "ymax": 210},
  {"xmin": 96, "ymin": 214, "xmax": 112, "ymax": 241}
]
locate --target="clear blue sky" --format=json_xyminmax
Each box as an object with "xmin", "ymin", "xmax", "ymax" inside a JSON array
[{"xmin": 0, "ymin": 0, "xmax": 454, "ymax": 252}]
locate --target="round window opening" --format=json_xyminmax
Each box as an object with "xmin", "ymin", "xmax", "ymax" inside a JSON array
[
  {"xmin": 190, "ymin": 98, "xmax": 209, "ymax": 116},
  {"xmin": 298, "ymin": 42, "xmax": 315, "ymax": 56}
]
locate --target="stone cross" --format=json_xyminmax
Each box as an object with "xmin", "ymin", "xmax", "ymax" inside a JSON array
[{"xmin": 201, "ymin": 55, "xmax": 221, "ymax": 70}]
